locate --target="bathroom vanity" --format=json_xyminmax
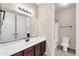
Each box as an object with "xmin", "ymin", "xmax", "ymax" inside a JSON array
[
  {"xmin": 12, "ymin": 40, "xmax": 46, "ymax": 56},
  {"xmin": 0, "ymin": 37, "xmax": 46, "ymax": 56}
]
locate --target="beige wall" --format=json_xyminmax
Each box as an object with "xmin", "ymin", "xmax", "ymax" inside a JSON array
[
  {"xmin": 38, "ymin": 3, "xmax": 55, "ymax": 56},
  {"xmin": 76, "ymin": 3, "xmax": 79, "ymax": 56},
  {"xmin": 56, "ymin": 6, "xmax": 76, "ymax": 49}
]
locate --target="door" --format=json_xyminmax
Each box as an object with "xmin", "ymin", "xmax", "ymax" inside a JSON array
[
  {"xmin": 17, "ymin": 15, "xmax": 27, "ymax": 40},
  {"xmin": 0, "ymin": 12, "xmax": 15, "ymax": 43}
]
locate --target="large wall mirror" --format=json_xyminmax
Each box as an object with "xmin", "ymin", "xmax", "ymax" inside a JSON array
[{"xmin": 0, "ymin": 10, "xmax": 28, "ymax": 43}]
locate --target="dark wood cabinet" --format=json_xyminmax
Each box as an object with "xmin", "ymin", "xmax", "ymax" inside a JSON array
[
  {"xmin": 24, "ymin": 46, "xmax": 34, "ymax": 56},
  {"xmin": 11, "ymin": 40, "xmax": 46, "ymax": 56},
  {"xmin": 41, "ymin": 41, "xmax": 46, "ymax": 55},
  {"xmin": 12, "ymin": 51, "xmax": 23, "ymax": 56},
  {"xmin": 34, "ymin": 41, "xmax": 46, "ymax": 56},
  {"xmin": 34, "ymin": 43, "xmax": 41, "ymax": 56}
]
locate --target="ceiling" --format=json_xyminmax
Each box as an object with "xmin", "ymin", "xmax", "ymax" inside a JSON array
[{"xmin": 55, "ymin": 3, "xmax": 76, "ymax": 12}]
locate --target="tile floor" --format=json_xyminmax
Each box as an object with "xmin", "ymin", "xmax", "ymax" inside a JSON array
[{"xmin": 55, "ymin": 47, "xmax": 76, "ymax": 56}]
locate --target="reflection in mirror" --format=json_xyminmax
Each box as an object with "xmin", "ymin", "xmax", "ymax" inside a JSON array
[
  {"xmin": 0, "ymin": 11, "xmax": 15, "ymax": 43},
  {"xmin": 0, "ymin": 10, "xmax": 5, "ymax": 28},
  {"xmin": 0, "ymin": 10, "xmax": 27, "ymax": 44}
]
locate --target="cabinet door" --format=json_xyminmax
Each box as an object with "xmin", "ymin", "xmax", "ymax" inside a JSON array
[
  {"xmin": 17, "ymin": 15, "xmax": 27, "ymax": 40},
  {"xmin": 34, "ymin": 43, "xmax": 41, "ymax": 56},
  {"xmin": 24, "ymin": 47, "xmax": 34, "ymax": 56},
  {"xmin": 0, "ymin": 12, "xmax": 15, "ymax": 43},
  {"xmin": 41, "ymin": 41, "xmax": 46, "ymax": 55},
  {"xmin": 12, "ymin": 51, "xmax": 23, "ymax": 56}
]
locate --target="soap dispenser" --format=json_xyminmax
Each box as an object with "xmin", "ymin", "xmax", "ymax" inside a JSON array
[{"xmin": 26, "ymin": 33, "xmax": 30, "ymax": 42}]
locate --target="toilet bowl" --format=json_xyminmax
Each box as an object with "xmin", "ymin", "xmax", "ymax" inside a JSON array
[{"xmin": 62, "ymin": 37, "xmax": 69, "ymax": 52}]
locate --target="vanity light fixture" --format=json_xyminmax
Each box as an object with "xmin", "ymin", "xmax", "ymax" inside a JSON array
[
  {"xmin": 58, "ymin": 3, "xmax": 69, "ymax": 6},
  {"xmin": 61, "ymin": 3, "xmax": 69, "ymax": 6},
  {"xmin": 18, "ymin": 6, "xmax": 32, "ymax": 14}
]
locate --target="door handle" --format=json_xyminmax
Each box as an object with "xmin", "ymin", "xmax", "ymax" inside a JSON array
[
  {"xmin": 12, "ymin": 33, "xmax": 19, "ymax": 35},
  {"xmin": 16, "ymin": 33, "xmax": 19, "ymax": 35},
  {"xmin": 12, "ymin": 33, "xmax": 15, "ymax": 35},
  {"xmin": 23, "ymin": 37, "xmax": 26, "ymax": 39},
  {"xmin": 1, "ymin": 21, "xmax": 3, "ymax": 26}
]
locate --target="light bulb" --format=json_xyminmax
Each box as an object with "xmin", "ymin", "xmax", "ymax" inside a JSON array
[{"xmin": 60, "ymin": 3, "xmax": 69, "ymax": 6}]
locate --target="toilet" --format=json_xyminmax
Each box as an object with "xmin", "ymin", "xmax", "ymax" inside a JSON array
[{"xmin": 62, "ymin": 36, "xmax": 69, "ymax": 52}]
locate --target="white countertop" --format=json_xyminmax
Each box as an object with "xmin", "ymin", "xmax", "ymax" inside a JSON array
[{"xmin": 0, "ymin": 37, "xmax": 46, "ymax": 56}]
